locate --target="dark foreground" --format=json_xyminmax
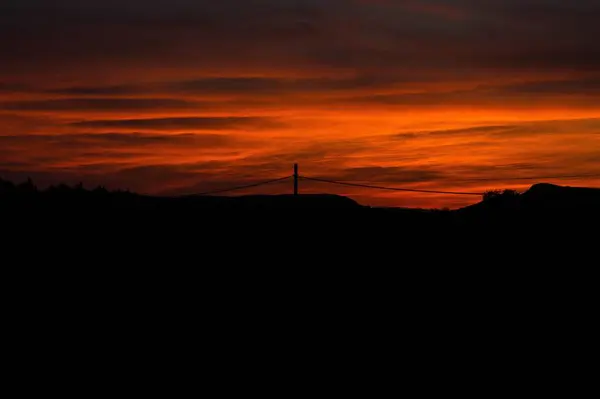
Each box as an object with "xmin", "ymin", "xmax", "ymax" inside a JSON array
[
  {"xmin": 3, "ymin": 181, "xmax": 599, "ymax": 252},
  {"xmin": 3, "ymin": 180, "xmax": 596, "ymax": 367}
]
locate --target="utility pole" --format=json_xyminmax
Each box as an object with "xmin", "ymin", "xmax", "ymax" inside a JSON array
[{"xmin": 294, "ymin": 163, "xmax": 299, "ymax": 196}]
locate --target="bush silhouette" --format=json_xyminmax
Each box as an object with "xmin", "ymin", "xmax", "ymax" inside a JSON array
[{"xmin": 483, "ymin": 189, "xmax": 521, "ymax": 202}]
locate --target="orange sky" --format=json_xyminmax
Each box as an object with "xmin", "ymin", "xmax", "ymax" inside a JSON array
[{"xmin": 2, "ymin": 0, "xmax": 600, "ymax": 208}]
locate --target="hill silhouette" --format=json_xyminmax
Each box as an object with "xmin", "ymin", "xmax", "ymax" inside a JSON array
[
  {"xmin": 464, "ymin": 183, "xmax": 600, "ymax": 211},
  {"xmin": 459, "ymin": 183, "xmax": 600, "ymax": 225},
  {"xmin": 3, "ymin": 175, "xmax": 599, "ymax": 267},
  {"xmin": 0, "ymin": 177, "xmax": 363, "ymax": 213},
  {"xmin": 178, "ymin": 193, "xmax": 363, "ymax": 209},
  {"xmin": 3, "ymin": 176, "xmax": 596, "ymax": 317},
  {"xmin": 2, "ymin": 176, "xmax": 599, "ymax": 221},
  {"xmin": 524, "ymin": 183, "xmax": 600, "ymax": 208}
]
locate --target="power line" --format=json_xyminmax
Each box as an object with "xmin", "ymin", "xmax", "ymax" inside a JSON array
[
  {"xmin": 300, "ymin": 176, "xmax": 484, "ymax": 196},
  {"xmin": 194, "ymin": 175, "xmax": 292, "ymax": 196},
  {"xmin": 186, "ymin": 166, "xmax": 600, "ymax": 198}
]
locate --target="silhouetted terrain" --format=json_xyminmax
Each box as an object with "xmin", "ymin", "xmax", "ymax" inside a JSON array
[
  {"xmin": 3, "ymin": 176, "xmax": 599, "ymax": 266},
  {"xmin": 3, "ymin": 177, "xmax": 599, "ymax": 223},
  {"xmin": 3, "ymin": 177, "xmax": 596, "ymax": 324},
  {"xmin": 457, "ymin": 183, "xmax": 600, "ymax": 228}
]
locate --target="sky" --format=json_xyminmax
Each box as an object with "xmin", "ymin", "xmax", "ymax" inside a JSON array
[{"xmin": 2, "ymin": 0, "xmax": 600, "ymax": 208}]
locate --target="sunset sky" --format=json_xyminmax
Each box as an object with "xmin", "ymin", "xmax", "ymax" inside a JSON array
[{"xmin": 2, "ymin": 0, "xmax": 600, "ymax": 208}]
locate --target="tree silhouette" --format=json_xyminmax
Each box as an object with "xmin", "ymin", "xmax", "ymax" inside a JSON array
[{"xmin": 483, "ymin": 189, "xmax": 521, "ymax": 202}]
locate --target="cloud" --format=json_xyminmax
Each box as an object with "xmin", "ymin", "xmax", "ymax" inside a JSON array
[
  {"xmin": 2, "ymin": 0, "xmax": 600, "ymax": 78},
  {"xmin": 69, "ymin": 117, "xmax": 283, "ymax": 131},
  {"xmin": 0, "ymin": 133, "xmax": 233, "ymax": 148},
  {"xmin": 395, "ymin": 125, "xmax": 517, "ymax": 139},
  {"xmin": 164, "ymin": 76, "xmax": 404, "ymax": 95},
  {"xmin": 0, "ymin": 83, "xmax": 30, "ymax": 93},
  {"xmin": 343, "ymin": 90, "xmax": 483, "ymax": 107},
  {"xmin": 109, "ymin": 163, "xmax": 219, "ymax": 188},
  {"xmin": 0, "ymin": 133, "xmax": 243, "ymax": 173},
  {"xmin": 343, "ymin": 80, "xmax": 600, "ymax": 108},
  {"xmin": 329, "ymin": 166, "xmax": 445, "ymax": 184},
  {"xmin": 2, "ymin": 98, "xmax": 197, "ymax": 112},
  {"xmin": 44, "ymin": 75, "xmax": 407, "ymax": 99},
  {"xmin": 392, "ymin": 119, "xmax": 600, "ymax": 142},
  {"xmin": 402, "ymin": 0, "xmax": 471, "ymax": 20},
  {"xmin": 48, "ymin": 85, "xmax": 142, "ymax": 96},
  {"xmin": 490, "ymin": 78, "xmax": 600, "ymax": 95}
]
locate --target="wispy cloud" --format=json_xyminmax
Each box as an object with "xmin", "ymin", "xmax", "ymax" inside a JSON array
[
  {"xmin": 70, "ymin": 117, "xmax": 284, "ymax": 131},
  {"xmin": 0, "ymin": 132, "xmax": 234, "ymax": 148},
  {"xmin": 2, "ymin": 98, "xmax": 198, "ymax": 112},
  {"xmin": 394, "ymin": 125, "xmax": 517, "ymax": 140}
]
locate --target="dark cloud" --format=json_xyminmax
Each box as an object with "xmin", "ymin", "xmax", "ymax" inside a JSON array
[
  {"xmin": 395, "ymin": 125, "xmax": 517, "ymax": 139},
  {"xmin": 393, "ymin": 119, "xmax": 600, "ymax": 141},
  {"xmin": 2, "ymin": 0, "xmax": 600, "ymax": 77},
  {"xmin": 0, "ymin": 133, "xmax": 233, "ymax": 148},
  {"xmin": 2, "ymin": 98, "xmax": 197, "ymax": 112},
  {"xmin": 451, "ymin": 163, "xmax": 551, "ymax": 178},
  {"xmin": 445, "ymin": 162, "xmax": 600, "ymax": 186},
  {"xmin": 491, "ymin": 78, "xmax": 600, "ymax": 95},
  {"xmin": 0, "ymin": 161, "xmax": 31, "ymax": 168},
  {"xmin": 0, "ymin": 83, "xmax": 30, "ymax": 93},
  {"xmin": 70, "ymin": 117, "xmax": 283, "ymax": 131},
  {"xmin": 312, "ymin": 166, "xmax": 446, "ymax": 185},
  {"xmin": 0, "ymin": 1, "xmax": 344, "ymax": 74},
  {"xmin": 48, "ymin": 85, "xmax": 143, "ymax": 96},
  {"xmin": 345, "ymin": 80, "xmax": 600, "ymax": 107},
  {"xmin": 344, "ymin": 89, "xmax": 485, "ymax": 107},
  {"xmin": 0, "ymin": 133, "xmax": 238, "ymax": 171},
  {"xmin": 46, "ymin": 75, "xmax": 407, "ymax": 98},
  {"xmin": 110, "ymin": 163, "xmax": 217, "ymax": 188},
  {"xmin": 165, "ymin": 76, "xmax": 405, "ymax": 94},
  {"xmin": 253, "ymin": 141, "xmax": 373, "ymax": 166}
]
